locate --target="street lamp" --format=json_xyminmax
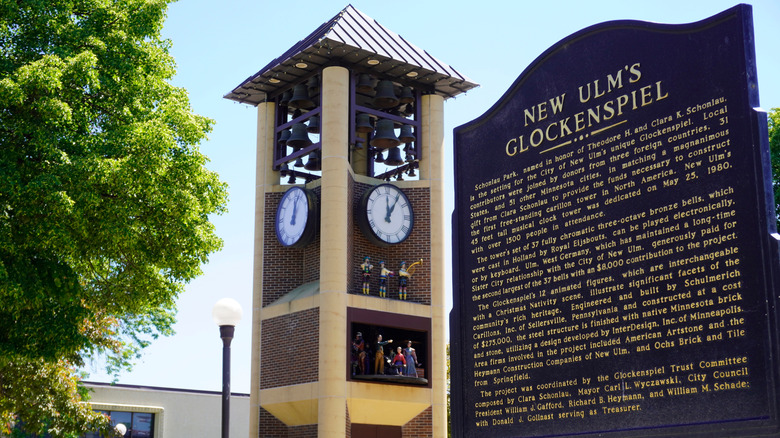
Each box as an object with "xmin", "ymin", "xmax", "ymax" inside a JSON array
[{"xmin": 212, "ymin": 298, "xmax": 243, "ymax": 438}]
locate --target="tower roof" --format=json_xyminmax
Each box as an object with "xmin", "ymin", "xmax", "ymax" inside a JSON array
[{"xmin": 224, "ymin": 4, "xmax": 478, "ymax": 105}]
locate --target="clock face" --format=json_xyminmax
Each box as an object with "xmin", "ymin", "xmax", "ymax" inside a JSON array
[
  {"xmin": 275, "ymin": 187, "xmax": 316, "ymax": 248},
  {"xmin": 359, "ymin": 184, "xmax": 413, "ymax": 246}
]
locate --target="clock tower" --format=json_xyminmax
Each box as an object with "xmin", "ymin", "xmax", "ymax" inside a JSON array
[{"xmin": 225, "ymin": 6, "xmax": 477, "ymax": 437}]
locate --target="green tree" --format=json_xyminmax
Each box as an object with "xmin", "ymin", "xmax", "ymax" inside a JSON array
[
  {"xmin": 769, "ymin": 108, "xmax": 780, "ymax": 228},
  {"xmin": 0, "ymin": 0, "xmax": 227, "ymax": 435}
]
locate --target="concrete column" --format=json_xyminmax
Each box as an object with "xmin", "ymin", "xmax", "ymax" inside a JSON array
[
  {"xmin": 421, "ymin": 94, "xmax": 448, "ymax": 438},
  {"xmin": 318, "ymin": 66, "xmax": 350, "ymax": 437},
  {"xmin": 249, "ymin": 101, "xmax": 277, "ymax": 438}
]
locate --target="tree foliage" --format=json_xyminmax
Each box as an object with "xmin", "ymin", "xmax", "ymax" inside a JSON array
[
  {"xmin": 769, "ymin": 108, "xmax": 780, "ymax": 229},
  {"xmin": 0, "ymin": 0, "xmax": 227, "ymax": 434}
]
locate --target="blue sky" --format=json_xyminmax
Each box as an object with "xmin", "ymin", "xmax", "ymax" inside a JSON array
[{"xmin": 83, "ymin": 0, "xmax": 780, "ymax": 394}]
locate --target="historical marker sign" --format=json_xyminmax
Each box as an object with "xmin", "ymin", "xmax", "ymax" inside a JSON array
[{"xmin": 451, "ymin": 5, "xmax": 780, "ymax": 437}]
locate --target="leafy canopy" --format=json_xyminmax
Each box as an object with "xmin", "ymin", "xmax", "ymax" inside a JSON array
[
  {"xmin": 769, "ymin": 108, "xmax": 780, "ymax": 228},
  {"xmin": 0, "ymin": 0, "xmax": 227, "ymax": 434}
]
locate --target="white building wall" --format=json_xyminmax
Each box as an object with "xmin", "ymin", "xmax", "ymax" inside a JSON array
[{"xmin": 84, "ymin": 383, "xmax": 250, "ymax": 438}]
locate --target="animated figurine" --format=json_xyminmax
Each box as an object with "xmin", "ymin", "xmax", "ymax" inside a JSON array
[
  {"xmin": 398, "ymin": 259, "xmax": 422, "ymax": 300},
  {"xmin": 393, "ymin": 346, "xmax": 406, "ymax": 375},
  {"xmin": 403, "ymin": 340, "xmax": 419, "ymax": 377},
  {"xmin": 374, "ymin": 334, "xmax": 393, "ymax": 374},
  {"xmin": 360, "ymin": 256, "xmax": 373, "ymax": 294},
  {"xmin": 379, "ymin": 261, "xmax": 394, "ymax": 298},
  {"xmin": 352, "ymin": 331, "xmax": 367, "ymax": 375},
  {"xmin": 398, "ymin": 261, "xmax": 410, "ymax": 300}
]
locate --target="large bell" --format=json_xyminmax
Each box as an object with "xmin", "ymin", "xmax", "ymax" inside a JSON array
[
  {"xmin": 399, "ymin": 86, "xmax": 414, "ymax": 104},
  {"xmin": 384, "ymin": 147, "xmax": 404, "ymax": 166},
  {"xmin": 399, "ymin": 125, "xmax": 415, "ymax": 143},
  {"xmin": 286, "ymin": 123, "xmax": 312, "ymax": 148},
  {"xmin": 370, "ymin": 119, "xmax": 401, "ymax": 149},
  {"xmin": 289, "ymin": 83, "xmax": 314, "ymax": 109},
  {"xmin": 306, "ymin": 115, "xmax": 320, "ymax": 134},
  {"xmin": 356, "ymin": 74, "xmax": 375, "ymax": 93},
  {"xmin": 355, "ymin": 113, "xmax": 373, "ymax": 133},
  {"xmin": 304, "ymin": 150, "xmax": 321, "ymax": 171},
  {"xmin": 372, "ymin": 80, "xmax": 399, "ymax": 108}
]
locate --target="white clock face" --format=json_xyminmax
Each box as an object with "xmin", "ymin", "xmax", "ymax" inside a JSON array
[
  {"xmin": 276, "ymin": 187, "xmax": 312, "ymax": 247},
  {"xmin": 363, "ymin": 184, "xmax": 413, "ymax": 245}
]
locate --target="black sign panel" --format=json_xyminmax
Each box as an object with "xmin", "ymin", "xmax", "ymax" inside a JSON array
[{"xmin": 451, "ymin": 5, "xmax": 780, "ymax": 437}]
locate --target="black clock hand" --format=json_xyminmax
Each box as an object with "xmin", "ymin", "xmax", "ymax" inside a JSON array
[
  {"xmin": 385, "ymin": 193, "xmax": 400, "ymax": 223},
  {"xmin": 290, "ymin": 193, "xmax": 299, "ymax": 226}
]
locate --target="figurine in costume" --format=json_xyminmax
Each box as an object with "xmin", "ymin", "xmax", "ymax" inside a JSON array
[
  {"xmin": 393, "ymin": 346, "xmax": 407, "ymax": 375},
  {"xmin": 352, "ymin": 332, "xmax": 367, "ymax": 375},
  {"xmin": 378, "ymin": 261, "xmax": 394, "ymax": 298},
  {"xmin": 360, "ymin": 256, "xmax": 373, "ymax": 294},
  {"xmin": 398, "ymin": 259, "xmax": 422, "ymax": 300},
  {"xmin": 398, "ymin": 261, "xmax": 410, "ymax": 300},
  {"xmin": 373, "ymin": 334, "xmax": 393, "ymax": 374},
  {"xmin": 403, "ymin": 340, "xmax": 419, "ymax": 377}
]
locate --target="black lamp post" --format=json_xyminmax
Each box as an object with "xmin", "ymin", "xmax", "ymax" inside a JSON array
[{"xmin": 212, "ymin": 298, "xmax": 243, "ymax": 438}]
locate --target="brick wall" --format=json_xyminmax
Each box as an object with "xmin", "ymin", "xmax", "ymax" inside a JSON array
[
  {"xmin": 263, "ymin": 188, "xmax": 322, "ymax": 307},
  {"xmin": 351, "ymin": 181, "xmax": 431, "ymax": 304},
  {"xmin": 402, "ymin": 406, "xmax": 433, "ymax": 438},
  {"xmin": 260, "ymin": 308, "xmax": 320, "ymax": 389},
  {"xmin": 259, "ymin": 407, "xmax": 287, "ymax": 437}
]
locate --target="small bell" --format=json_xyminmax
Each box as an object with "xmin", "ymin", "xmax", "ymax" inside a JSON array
[
  {"xmin": 278, "ymin": 129, "xmax": 291, "ymax": 146},
  {"xmin": 289, "ymin": 83, "xmax": 314, "ymax": 109},
  {"xmin": 304, "ymin": 150, "xmax": 321, "ymax": 171},
  {"xmin": 372, "ymin": 80, "xmax": 399, "ymax": 108},
  {"xmin": 356, "ymin": 74, "xmax": 375, "ymax": 93},
  {"xmin": 384, "ymin": 147, "xmax": 404, "ymax": 166},
  {"xmin": 307, "ymin": 76, "xmax": 319, "ymax": 95},
  {"xmin": 399, "ymin": 125, "xmax": 415, "ymax": 144},
  {"xmin": 279, "ymin": 90, "xmax": 292, "ymax": 106},
  {"xmin": 287, "ymin": 173, "xmax": 297, "ymax": 184},
  {"xmin": 306, "ymin": 115, "xmax": 320, "ymax": 134},
  {"xmin": 399, "ymin": 86, "xmax": 414, "ymax": 104},
  {"xmin": 294, "ymin": 157, "xmax": 304, "ymax": 168},
  {"xmin": 374, "ymin": 150, "xmax": 385, "ymax": 163},
  {"xmin": 279, "ymin": 162, "xmax": 289, "ymax": 176},
  {"xmin": 355, "ymin": 113, "xmax": 373, "ymax": 133}
]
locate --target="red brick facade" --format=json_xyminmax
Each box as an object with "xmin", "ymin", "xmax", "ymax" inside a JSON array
[
  {"xmin": 260, "ymin": 308, "xmax": 320, "ymax": 389},
  {"xmin": 402, "ymin": 406, "xmax": 433, "ymax": 438}
]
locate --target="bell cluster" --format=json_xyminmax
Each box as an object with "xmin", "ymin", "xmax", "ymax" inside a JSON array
[{"xmin": 274, "ymin": 72, "xmax": 420, "ymax": 183}]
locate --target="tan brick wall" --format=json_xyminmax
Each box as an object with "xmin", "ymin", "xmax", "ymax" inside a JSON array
[{"xmin": 260, "ymin": 308, "xmax": 320, "ymax": 389}]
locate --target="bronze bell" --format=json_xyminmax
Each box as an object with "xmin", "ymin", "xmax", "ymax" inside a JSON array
[
  {"xmin": 287, "ymin": 173, "xmax": 297, "ymax": 184},
  {"xmin": 307, "ymin": 76, "xmax": 319, "ymax": 94},
  {"xmin": 370, "ymin": 119, "xmax": 401, "ymax": 149},
  {"xmin": 278, "ymin": 129, "xmax": 291, "ymax": 146},
  {"xmin": 399, "ymin": 86, "xmax": 414, "ymax": 104},
  {"xmin": 279, "ymin": 162, "xmax": 289, "ymax": 176},
  {"xmin": 306, "ymin": 115, "xmax": 320, "ymax": 134},
  {"xmin": 355, "ymin": 113, "xmax": 373, "ymax": 133},
  {"xmin": 280, "ymin": 90, "xmax": 292, "ymax": 106},
  {"xmin": 304, "ymin": 150, "xmax": 321, "ymax": 171},
  {"xmin": 374, "ymin": 150, "xmax": 385, "ymax": 163},
  {"xmin": 407, "ymin": 166, "xmax": 416, "ymax": 177},
  {"xmin": 294, "ymin": 157, "xmax": 304, "ymax": 168},
  {"xmin": 289, "ymin": 83, "xmax": 314, "ymax": 109},
  {"xmin": 372, "ymin": 80, "xmax": 399, "ymax": 108},
  {"xmin": 399, "ymin": 125, "xmax": 415, "ymax": 143},
  {"xmin": 356, "ymin": 74, "xmax": 375, "ymax": 93},
  {"xmin": 286, "ymin": 123, "xmax": 312, "ymax": 148},
  {"xmin": 401, "ymin": 103, "xmax": 415, "ymax": 117},
  {"xmin": 384, "ymin": 147, "xmax": 404, "ymax": 166}
]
